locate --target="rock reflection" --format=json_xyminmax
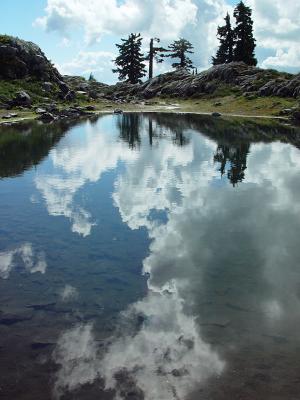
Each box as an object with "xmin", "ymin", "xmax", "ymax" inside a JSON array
[{"xmin": 0, "ymin": 119, "xmax": 78, "ymax": 178}]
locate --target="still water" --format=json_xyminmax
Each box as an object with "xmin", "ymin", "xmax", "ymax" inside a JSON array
[{"xmin": 1, "ymin": 113, "xmax": 300, "ymax": 400}]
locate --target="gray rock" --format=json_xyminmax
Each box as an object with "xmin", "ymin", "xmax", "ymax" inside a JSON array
[
  {"xmin": 279, "ymin": 108, "xmax": 293, "ymax": 116},
  {"xmin": 37, "ymin": 112, "xmax": 55, "ymax": 122},
  {"xmin": 114, "ymin": 109, "xmax": 123, "ymax": 114},
  {"xmin": 64, "ymin": 90, "xmax": 76, "ymax": 101},
  {"xmin": 12, "ymin": 91, "xmax": 31, "ymax": 107},
  {"xmin": 0, "ymin": 36, "xmax": 66, "ymax": 84},
  {"xmin": 35, "ymin": 108, "xmax": 47, "ymax": 114},
  {"xmin": 212, "ymin": 112, "xmax": 221, "ymax": 117},
  {"xmin": 45, "ymin": 103, "xmax": 58, "ymax": 113},
  {"xmin": 85, "ymin": 105, "xmax": 96, "ymax": 111},
  {"xmin": 42, "ymin": 82, "xmax": 53, "ymax": 92},
  {"xmin": 2, "ymin": 114, "xmax": 13, "ymax": 119},
  {"xmin": 292, "ymin": 110, "xmax": 300, "ymax": 122}
]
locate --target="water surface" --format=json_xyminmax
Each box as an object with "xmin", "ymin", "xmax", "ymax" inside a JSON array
[{"xmin": 1, "ymin": 113, "xmax": 300, "ymax": 400}]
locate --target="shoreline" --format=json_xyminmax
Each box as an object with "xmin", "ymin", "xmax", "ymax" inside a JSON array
[{"xmin": 0, "ymin": 105, "xmax": 293, "ymax": 127}]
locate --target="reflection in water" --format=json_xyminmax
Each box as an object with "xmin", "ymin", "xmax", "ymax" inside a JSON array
[
  {"xmin": 0, "ymin": 120, "xmax": 79, "ymax": 178},
  {"xmin": 117, "ymin": 114, "xmax": 141, "ymax": 149},
  {"xmin": 214, "ymin": 143, "xmax": 250, "ymax": 186},
  {"xmin": 1, "ymin": 114, "xmax": 300, "ymax": 399},
  {"xmin": 0, "ymin": 243, "xmax": 46, "ymax": 279},
  {"xmin": 35, "ymin": 117, "xmax": 138, "ymax": 236}
]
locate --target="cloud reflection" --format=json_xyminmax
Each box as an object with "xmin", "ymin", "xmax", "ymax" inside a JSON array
[
  {"xmin": 36, "ymin": 119, "xmax": 137, "ymax": 236},
  {"xmin": 52, "ymin": 115, "xmax": 300, "ymax": 399},
  {"xmin": 0, "ymin": 243, "xmax": 47, "ymax": 279}
]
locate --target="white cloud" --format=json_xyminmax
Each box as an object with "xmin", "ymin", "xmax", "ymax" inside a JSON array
[
  {"xmin": 247, "ymin": 0, "xmax": 300, "ymax": 70},
  {"xmin": 36, "ymin": 0, "xmax": 230, "ymax": 72},
  {"xmin": 0, "ymin": 243, "xmax": 47, "ymax": 279},
  {"xmin": 36, "ymin": 0, "xmax": 198, "ymax": 42},
  {"xmin": 261, "ymin": 44, "xmax": 300, "ymax": 69},
  {"xmin": 60, "ymin": 284, "xmax": 79, "ymax": 302},
  {"xmin": 36, "ymin": 0, "xmax": 300, "ymax": 77},
  {"xmin": 53, "ymin": 323, "xmax": 101, "ymax": 397},
  {"xmin": 56, "ymin": 51, "xmax": 115, "ymax": 77}
]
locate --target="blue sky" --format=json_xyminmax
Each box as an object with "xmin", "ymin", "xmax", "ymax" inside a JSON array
[{"xmin": 1, "ymin": 0, "xmax": 299, "ymax": 83}]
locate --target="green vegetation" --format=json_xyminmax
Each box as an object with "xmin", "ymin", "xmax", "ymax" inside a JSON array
[
  {"xmin": 145, "ymin": 38, "xmax": 166, "ymax": 79},
  {"xmin": 213, "ymin": 13, "xmax": 234, "ymax": 65},
  {"xmin": 0, "ymin": 34, "xmax": 12, "ymax": 44},
  {"xmin": 165, "ymin": 38, "xmax": 194, "ymax": 71},
  {"xmin": 113, "ymin": 33, "xmax": 146, "ymax": 84},
  {"xmin": 213, "ymin": 1, "xmax": 257, "ymax": 66},
  {"xmin": 0, "ymin": 79, "xmax": 60, "ymax": 104}
]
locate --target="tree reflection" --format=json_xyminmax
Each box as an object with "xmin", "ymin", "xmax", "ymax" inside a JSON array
[
  {"xmin": 214, "ymin": 143, "xmax": 250, "ymax": 186},
  {"xmin": 117, "ymin": 114, "xmax": 141, "ymax": 149}
]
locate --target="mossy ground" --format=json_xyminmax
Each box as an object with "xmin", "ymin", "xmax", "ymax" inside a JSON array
[
  {"xmin": 0, "ymin": 79, "xmax": 61, "ymax": 104},
  {"xmin": 161, "ymin": 95, "xmax": 298, "ymax": 116}
]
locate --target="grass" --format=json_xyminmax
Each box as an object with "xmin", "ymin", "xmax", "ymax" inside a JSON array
[
  {"xmin": 0, "ymin": 79, "xmax": 61, "ymax": 104},
  {"xmin": 163, "ymin": 95, "xmax": 298, "ymax": 117}
]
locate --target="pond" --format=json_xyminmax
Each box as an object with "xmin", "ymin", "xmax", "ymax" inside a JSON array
[{"xmin": 1, "ymin": 113, "xmax": 300, "ymax": 400}]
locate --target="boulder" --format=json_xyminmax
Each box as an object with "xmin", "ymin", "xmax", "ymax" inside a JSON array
[
  {"xmin": 37, "ymin": 112, "xmax": 55, "ymax": 122},
  {"xmin": 292, "ymin": 110, "xmax": 300, "ymax": 122},
  {"xmin": 85, "ymin": 105, "xmax": 96, "ymax": 111},
  {"xmin": 12, "ymin": 91, "xmax": 31, "ymax": 107},
  {"xmin": 114, "ymin": 109, "xmax": 123, "ymax": 114},
  {"xmin": 42, "ymin": 82, "xmax": 53, "ymax": 92},
  {"xmin": 35, "ymin": 108, "xmax": 47, "ymax": 114}
]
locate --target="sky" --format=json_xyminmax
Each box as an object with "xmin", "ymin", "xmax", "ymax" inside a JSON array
[{"xmin": 1, "ymin": 0, "xmax": 299, "ymax": 83}]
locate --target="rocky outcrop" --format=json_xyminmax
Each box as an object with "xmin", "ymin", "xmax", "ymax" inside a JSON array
[
  {"xmin": 63, "ymin": 75, "xmax": 109, "ymax": 99},
  {"xmin": 0, "ymin": 35, "xmax": 74, "ymax": 101},
  {"xmin": 0, "ymin": 35, "xmax": 61, "ymax": 81},
  {"xmin": 35, "ymin": 104, "xmax": 94, "ymax": 122},
  {"xmin": 104, "ymin": 63, "xmax": 300, "ymax": 101}
]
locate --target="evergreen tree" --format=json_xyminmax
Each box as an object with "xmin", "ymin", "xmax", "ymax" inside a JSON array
[
  {"xmin": 212, "ymin": 13, "xmax": 234, "ymax": 65},
  {"xmin": 88, "ymin": 72, "xmax": 96, "ymax": 81},
  {"xmin": 166, "ymin": 38, "xmax": 194, "ymax": 71},
  {"xmin": 233, "ymin": 1, "xmax": 257, "ymax": 66},
  {"xmin": 145, "ymin": 38, "xmax": 167, "ymax": 80},
  {"xmin": 113, "ymin": 33, "xmax": 146, "ymax": 84}
]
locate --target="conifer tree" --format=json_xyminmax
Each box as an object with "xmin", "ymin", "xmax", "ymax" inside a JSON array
[
  {"xmin": 212, "ymin": 13, "xmax": 234, "ymax": 65},
  {"xmin": 145, "ymin": 38, "xmax": 167, "ymax": 80},
  {"xmin": 166, "ymin": 38, "xmax": 194, "ymax": 71},
  {"xmin": 88, "ymin": 72, "xmax": 96, "ymax": 81},
  {"xmin": 113, "ymin": 33, "xmax": 146, "ymax": 84},
  {"xmin": 233, "ymin": 1, "xmax": 257, "ymax": 66}
]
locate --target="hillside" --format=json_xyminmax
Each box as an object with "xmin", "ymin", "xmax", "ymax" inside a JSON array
[
  {"xmin": 0, "ymin": 35, "xmax": 299, "ymax": 122},
  {"xmin": 0, "ymin": 35, "xmax": 74, "ymax": 106},
  {"xmin": 103, "ymin": 63, "xmax": 300, "ymax": 100}
]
